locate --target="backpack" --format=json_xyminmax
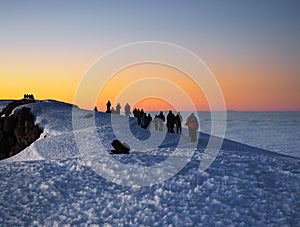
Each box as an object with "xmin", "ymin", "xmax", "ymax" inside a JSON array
[{"xmin": 188, "ymin": 117, "xmax": 198, "ymax": 129}]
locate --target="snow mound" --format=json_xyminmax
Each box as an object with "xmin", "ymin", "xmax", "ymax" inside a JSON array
[{"xmin": 0, "ymin": 100, "xmax": 299, "ymax": 226}]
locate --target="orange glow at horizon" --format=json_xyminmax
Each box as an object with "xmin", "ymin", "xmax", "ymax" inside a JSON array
[
  {"xmin": 133, "ymin": 97, "xmax": 176, "ymax": 113},
  {"xmin": 1, "ymin": 50, "xmax": 299, "ymax": 112},
  {"xmin": 209, "ymin": 57, "xmax": 300, "ymax": 111},
  {"xmin": 96, "ymin": 63, "xmax": 209, "ymax": 112},
  {"xmin": 0, "ymin": 49, "xmax": 94, "ymax": 104}
]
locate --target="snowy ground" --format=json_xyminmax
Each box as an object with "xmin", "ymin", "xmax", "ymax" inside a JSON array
[{"xmin": 0, "ymin": 100, "xmax": 299, "ymax": 226}]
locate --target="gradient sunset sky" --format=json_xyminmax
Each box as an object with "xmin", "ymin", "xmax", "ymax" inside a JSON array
[{"xmin": 1, "ymin": 0, "xmax": 299, "ymax": 111}]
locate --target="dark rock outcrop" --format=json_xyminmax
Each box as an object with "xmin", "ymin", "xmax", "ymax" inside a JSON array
[
  {"xmin": 0, "ymin": 98, "xmax": 35, "ymax": 117},
  {"xmin": 0, "ymin": 100, "xmax": 42, "ymax": 160},
  {"xmin": 111, "ymin": 139, "xmax": 130, "ymax": 154}
]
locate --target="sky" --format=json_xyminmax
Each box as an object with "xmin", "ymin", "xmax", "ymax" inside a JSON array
[{"xmin": 0, "ymin": 0, "xmax": 299, "ymax": 111}]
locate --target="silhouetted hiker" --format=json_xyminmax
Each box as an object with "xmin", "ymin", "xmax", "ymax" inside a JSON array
[
  {"xmin": 146, "ymin": 114, "xmax": 153, "ymax": 129},
  {"xmin": 167, "ymin": 110, "xmax": 176, "ymax": 133},
  {"xmin": 140, "ymin": 113, "xmax": 152, "ymax": 129},
  {"xmin": 24, "ymin": 94, "xmax": 34, "ymax": 100},
  {"xmin": 141, "ymin": 113, "xmax": 148, "ymax": 129},
  {"xmin": 133, "ymin": 108, "xmax": 142, "ymax": 125},
  {"xmin": 115, "ymin": 103, "xmax": 121, "ymax": 114},
  {"xmin": 111, "ymin": 107, "xmax": 116, "ymax": 114},
  {"xmin": 133, "ymin": 108, "xmax": 138, "ymax": 118},
  {"xmin": 140, "ymin": 109, "xmax": 145, "ymax": 118},
  {"xmin": 106, "ymin": 100, "xmax": 111, "ymax": 113},
  {"xmin": 94, "ymin": 106, "xmax": 98, "ymax": 112},
  {"xmin": 154, "ymin": 114, "xmax": 159, "ymax": 131},
  {"xmin": 185, "ymin": 113, "xmax": 199, "ymax": 142},
  {"xmin": 139, "ymin": 109, "xmax": 145, "ymax": 126},
  {"xmin": 157, "ymin": 111, "xmax": 165, "ymax": 131},
  {"xmin": 175, "ymin": 112, "xmax": 182, "ymax": 134},
  {"xmin": 124, "ymin": 103, "xmax": 131, "ymax": 116}
]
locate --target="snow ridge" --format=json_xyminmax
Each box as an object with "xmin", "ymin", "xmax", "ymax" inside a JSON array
[{"xmin": 0, "ymin": 100, "xmax": 299, "ymax": 226}]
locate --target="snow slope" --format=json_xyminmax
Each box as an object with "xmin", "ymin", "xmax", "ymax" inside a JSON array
[{"xmin": 0, "ymin": 100, "xmax": 299, "ymax": 226}]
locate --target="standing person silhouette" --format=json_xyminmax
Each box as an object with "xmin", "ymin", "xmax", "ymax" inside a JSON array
[
  {"xmin": 146, "ymin": 114, "xmax": 153, "ymax": 129},
  {"xmin": 175, "ymin": 112, "xmax": 183, "ymax": 134},
  {"xmin": 154, "ymin": 114, "xmax": 159, "ymax": 131},
  {"xmin": 166, "ymin": 110, "xmax": 176, "ymax": 133},
  {"xmin": 115, "ymin": 103, "xmax": 121, "ymax": 114},
  {"xmin": 106, "ymin": 100, "xmax": 111, "ymax": 113},
  {"xmin": 124, "ymin": 103, "xmax": 131, "ymax": 116},
  {"xmin": 185, "ymin": 113, "xmax": 199, "ymax": 142},
  {"xmin": 157, "ymin": 111, "xmax": 165, "ymax": 131}
]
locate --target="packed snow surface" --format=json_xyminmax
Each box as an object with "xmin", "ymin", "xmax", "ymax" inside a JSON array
[{"xmin": 0, "ymin": 100, "xmax": 299, "ymax": 226}]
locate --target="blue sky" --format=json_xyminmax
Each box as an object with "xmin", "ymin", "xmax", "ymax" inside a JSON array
[{"xmin": 1, "ymin": 0, "xmax": 299, "ymax": 110}]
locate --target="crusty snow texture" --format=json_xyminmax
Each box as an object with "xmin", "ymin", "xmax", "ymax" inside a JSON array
[{"xmin": 0, "ymin": 100, "xmax": 299, "ymax": 226}]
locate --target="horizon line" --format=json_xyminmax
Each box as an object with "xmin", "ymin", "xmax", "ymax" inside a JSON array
[{"xmin": 0, "ymin": 98, "xmax": 300, "ymax": 112}]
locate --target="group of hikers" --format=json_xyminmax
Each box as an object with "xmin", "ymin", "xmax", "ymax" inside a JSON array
[
  {"xmin": 23, "ymin": 94, "xmax": 35, "ymax": 100},
  {"xmin": 95, "ymin": 100, "xmax": 199, "ymax": 142},
  {"xmin": 152, "ymin": 110, "xmax": 199, "ymax": 142},
  {"xmin": 132, "ymin": 108, "xmax": 153, "ymax": 129},
  {"xmin": 99, "ymin": 100, "xmax": 131, "ymax": 116},
  {"xmin": 151, "ymin": 110, "xmax": 182, "ymax": 134}
]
